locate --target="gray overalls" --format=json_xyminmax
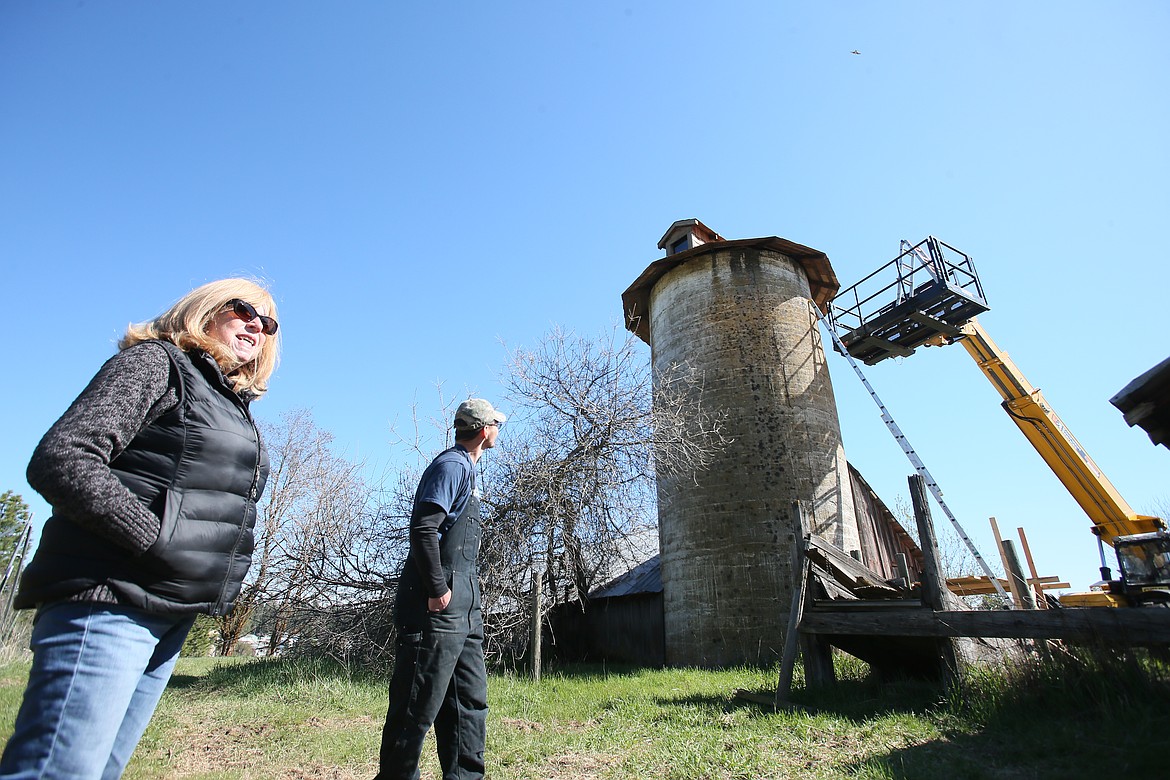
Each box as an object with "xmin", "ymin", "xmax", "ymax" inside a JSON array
[{"xmin": 377, "ymin": 486, "xmax": 487, "ymax": 780}]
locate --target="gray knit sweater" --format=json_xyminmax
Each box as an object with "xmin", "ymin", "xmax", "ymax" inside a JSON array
[{"xmin": 26, "ymin": 342, "xmax": 182, "ymax": 603}]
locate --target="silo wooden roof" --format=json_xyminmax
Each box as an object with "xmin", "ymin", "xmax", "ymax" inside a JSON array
[
  {"xmin": 1111, "ymin": 354, "xmax": 1170, "ymax": 449},
  {"xmin": 621, "ymin": 236, "xmax": 840, "ymax": 344}
]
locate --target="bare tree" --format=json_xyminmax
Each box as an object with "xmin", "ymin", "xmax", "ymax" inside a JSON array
[
  {"xmin": 224, "ymin": 328, "xmax": 729, "ymax": 670},
  {"xmin": 216, "ymin": 409, "xmax": 378, "ymax": 656},
  {"xmin": 477, "ymin": 324, "xmax": 730, "ymax": 663}
]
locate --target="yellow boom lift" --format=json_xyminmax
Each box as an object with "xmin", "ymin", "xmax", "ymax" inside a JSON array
[{"xmin": 829, "ymin": 237, "xmax": 1168, "ymax": 607}]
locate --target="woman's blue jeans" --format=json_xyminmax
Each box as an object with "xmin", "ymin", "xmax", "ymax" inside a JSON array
[{"xmin": 0, "ymin": 601, "xmax": 196, "ymax": 780}]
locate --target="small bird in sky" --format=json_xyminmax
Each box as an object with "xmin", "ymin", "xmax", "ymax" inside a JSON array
[{"xmin": 851, "ymin": 50, "xmax": 861, "ymax": 55}]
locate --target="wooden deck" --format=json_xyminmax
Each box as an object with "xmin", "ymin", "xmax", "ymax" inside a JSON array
[
  {"xmin": 775, "ymin": 477, "xmax": 1170, "ymax": 703},
  {"xmin": 801, "ymin": 601, "xmax": 1170, "ymax": 643}
]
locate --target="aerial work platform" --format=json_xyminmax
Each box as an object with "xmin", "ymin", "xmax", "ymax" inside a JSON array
[{"xmin": 830, "ymin": 237, "xmax": 989, "ymax": 365}]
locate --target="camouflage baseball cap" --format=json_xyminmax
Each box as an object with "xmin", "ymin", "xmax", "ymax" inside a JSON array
[{"xmin": 453, "ymin": 398, "xmax": 507, "ymax": 430}]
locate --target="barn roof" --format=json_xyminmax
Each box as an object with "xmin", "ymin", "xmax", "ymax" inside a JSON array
[
  {"xmin": 590, "ymin": 554, "xmax": 662, "ymax": 599},
  {"xmin": 1111, "ymin": 354, "xmax": 1170, "ymax": 449}
]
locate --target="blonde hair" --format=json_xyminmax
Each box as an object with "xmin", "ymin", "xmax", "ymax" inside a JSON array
[{"xmin": 120, "ymin": 278, "xmax": 280, "ymax": 397}]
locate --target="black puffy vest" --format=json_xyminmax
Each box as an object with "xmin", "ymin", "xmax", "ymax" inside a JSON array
[{"xmin": 17, "ymin": 341, "xmax": 269, "ymax": 616}]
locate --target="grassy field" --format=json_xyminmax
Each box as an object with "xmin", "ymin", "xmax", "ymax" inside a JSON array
[{"xmin": 1, "ymin": 648, "xmax": 1167, "ymax": 779}]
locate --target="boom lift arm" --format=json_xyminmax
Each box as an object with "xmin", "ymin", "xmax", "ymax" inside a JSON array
[
  {"xmin": 829, "ymin": 236, "xmax": 1167, "ymax": 606},
  {"xmin": 939, "ymin": 319, "xmax": 1164, "ymax": 549}
]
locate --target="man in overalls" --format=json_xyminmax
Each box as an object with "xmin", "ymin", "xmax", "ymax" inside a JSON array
[{"xmin": 376, "ymin": 399, "xmax": 505, "ymax": 780}]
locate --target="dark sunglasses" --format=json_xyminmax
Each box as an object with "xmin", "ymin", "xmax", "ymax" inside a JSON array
[{"xmin": 225, "ymin": 299, "xmax": 279, "ymax": 335}]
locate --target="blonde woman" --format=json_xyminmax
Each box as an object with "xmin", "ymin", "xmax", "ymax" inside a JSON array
[{"xmin": 1, "ymin": 279, "xmax": 280, "ymax": 779}]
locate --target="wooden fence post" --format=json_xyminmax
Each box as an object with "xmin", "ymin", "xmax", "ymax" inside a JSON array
[
  {"xmin": 1001, "ymin": 540, "xmax": 1036, "ymax": 610},
  {"xmin": 785, "ymin": 501, "xmax": 834, "ymax": 689},
  {"xmin": 909, "ymin": 475, "xmax": 946, "ymax": 611},
  {"xmin": 529, "ymin": 565, "xmax": 544, "ymax": 681},
  {"xmin": 989, "ymin": 517, "xmax": 1022, "ymax": 609},
  {"xmin": 895, "ymin": 552, "xmax": 912, "ymax": 590},
  {"xmin": 1017, "ymin": 527, "xmax": 1048, "ymax": 608},
  {"xmin": 775, "ymin": 532, "xmax": 810, "ymax": 707},
  {"xmin": 908, "ymin": 474, "xmax": 961, "ymax": 685}
]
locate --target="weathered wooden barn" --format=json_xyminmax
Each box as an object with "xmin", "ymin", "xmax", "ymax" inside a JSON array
[
  {"xmin": 547, "ymin": 555, "xmax": 665, "ymax": 666},
  {"xmin": 547, "ymin": 464, "xmax": 922, "ymax": 667}
]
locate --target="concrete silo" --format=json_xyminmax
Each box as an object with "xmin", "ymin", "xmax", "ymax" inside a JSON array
[{"xmin": 622, "ymin": 219, "xmax": 861, "ymax": 667}]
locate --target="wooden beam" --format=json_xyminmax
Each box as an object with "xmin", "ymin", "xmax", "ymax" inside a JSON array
[
  {"xmin": 801, "ymin": 605, "xmax": 1170, "ymax": 643},
  {"xmin": 909, "ymin": 475, "xmax": 946, "ymax": 611},
  {"xmin": 1017, "ymin": 527, "xmax": 1048, "ymax": 608},
  {"xmin": 812, "ymin": 564, "xmax": 860, "ymax": 601},
  {"xmin": 1003, "ymin": 539, "xmax": 1037, "ymax": 609},
  {"xmin": 947, "ymin": 575, "xmax": 1010, "ymax": 596},
  {"xmin": 907, "ymin": 474, "xmax": 960, "ymax": 685},
  {"xmin": 529, "ymin": 567, "xmax": 544, "ymax": 681},
  {"xmin": 896, "ymin": 552, "xmax": 912, "ymax": 589},
  {"xmin": 806, "ymin": 536, "xmax": 898, "ymax": 594},
  {"xmin": 796, "ymin": 506, "xmax": 835, "ymax": 689},
  {"xmin": 989, "ymin": 516, "xmax": 1025, "ymax": 608},
  {"xmin": 776, "ymin": 532, "xmax": 810, "ymax": 707}
]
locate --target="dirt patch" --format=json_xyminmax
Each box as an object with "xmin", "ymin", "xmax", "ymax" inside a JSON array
[
  {"xmin": 280, "ymin": 764, "xmax": 368, "ymax": 780},
  {"xmin": 500, "ymin": 717, "xmax": 596, "ymax": 734},
  {"xmin": 140, "ymin": 714, "xmax": 378, "ymax": 777},
  {"xmin": 545, "ymin": 751, "xmax": 623, "ymax": 777},
  {"xmin": 501, "ymin": 717, "xmax": 544, "ymax": 732},
  {"xmin": 303, "ymin": 714, "xmax": 377, "ymax": 730}
]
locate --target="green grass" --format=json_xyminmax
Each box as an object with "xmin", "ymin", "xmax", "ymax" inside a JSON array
[{"xmin": 0, "ymin": 647, "xmax": 1167, "ymax": 779}]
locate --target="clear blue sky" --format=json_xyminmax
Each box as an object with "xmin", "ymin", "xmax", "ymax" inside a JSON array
[{"xmin": 2, "ymin": 2, "xmax": 1166, "ymax": 592}]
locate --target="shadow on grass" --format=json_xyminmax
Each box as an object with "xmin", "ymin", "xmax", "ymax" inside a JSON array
[
  {"xmin": 166, "ymin": 658, "xmax": 660, "ymax": 696},
  {"xmin": 166, "ymin": 656, "xmax": 387, "ymax": 693},
  {"xmin": 655, "ymin": 669, "xmax": 1166, "ymax": 780},
  {"xmin": 843, "ymin": 728, "xmax": 1075, "ymax": 780},
  {"xmin": 517, "ymin": 661, "xmax": 651, "ymax": 682},
  {"xmin": 826, "ymin": 649, "xmax": 1168, "ymax": 780},
  {"xmin": 655, "ymin": 676, "xmax": 944, "ymax": 720},
  {"xmin": 165, "ymin": 673, "xmax": 205, "ymax": 690},
  {"xmin": 838, "ymin": 709, "xmax": 1167, "ymax": 780}
]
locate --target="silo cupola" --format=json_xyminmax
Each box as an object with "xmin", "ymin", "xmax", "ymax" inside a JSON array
[{"xmin": 657, "ymin": 218, "xmax": 724, "ymax": 256}]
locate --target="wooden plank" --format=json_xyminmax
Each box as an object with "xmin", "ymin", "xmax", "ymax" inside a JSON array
[
  {"xmin": 1002, "ymin": 539, "xmax": 1036, "ymax": 609},
  {"xmin": 910, "ymin": 475, "xmax": 947, "ymax": 611},
  {"xmin": 947, "ymin": 577, "xmax": 1011, "ymax": 596},
  {"xmin": 809, "ymin": 599, "xmax": 925, "ymax": 610},
  {"xmin": 811, "ymin": 563, "xmax": 858, "ymax": 601},
  {"xmin": 806, "ymin": 536, "xmax": 894, "ymax": 591},
  {"xmin": 856, "ymin": 582, "xmax": 907, "ymax": 603},
  {"xmin": 948, "ymin": 575, "xmax": 1007, "ymax": 586},
  {"xmin": 800, "ymin": 606, "xmax": 1170, "ymax": 643},
  {"xmin": 798, "ymin": 503, "xmax": 836, "ymax": 690},
  {"xmin": 947, "ymin": 575, "xmax": 1067, "ymax": 593},
  {"xmin": 799, "ymin": 622, "xmax": 836, "ymax": 688},
  {"xmin": 530, "ymin": 568, "xmax": 544, "ymax": 680},
  {"xmin": 907, "ymin": 474, "xmax": 959, "ymax": 686},
  {"xmin": 776, "ymin": 530, "xmax": 810, "ymax": 707},
  {"xmin": 895, "ymin": 552, "xmax": 912, "ymax": 589},
  {"xmin": 989, "ymin": 516, "xmax": 1025, "ymax": 608},
  {"xmin": 1017, "ymin": 527, "xmax": 1048, "ymax": 608}
]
